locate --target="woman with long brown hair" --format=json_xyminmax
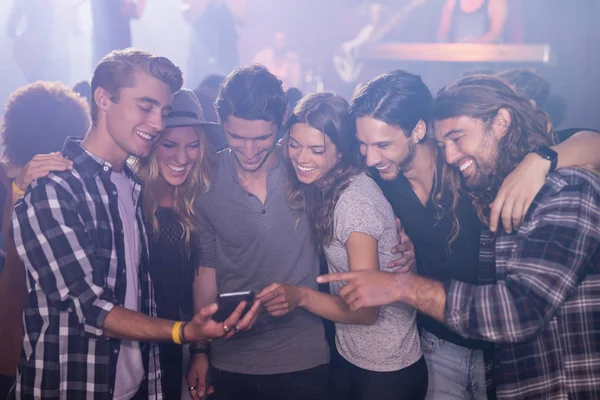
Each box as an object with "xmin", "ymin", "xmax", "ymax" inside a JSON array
[
  {"xmin": 134, "ymin": 89, "xmax": 218, "ymax": 399},
  {"xmin": 271, "ymin": 92, "xmax": 427, "ymax": 400}
]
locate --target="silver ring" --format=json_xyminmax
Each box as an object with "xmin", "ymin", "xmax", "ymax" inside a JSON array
[
  {"xmin": 188, "ymin": 385, "xmax": 197, "ymax": 391},
  {"xmin": 223, "ymin": 324, "xmax": 231, "ymax": 333}
]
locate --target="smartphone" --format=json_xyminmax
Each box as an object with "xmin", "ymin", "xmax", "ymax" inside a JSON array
[{"xmin": 212, "ymin": 291, "xmax": 255, "ymax": 322}]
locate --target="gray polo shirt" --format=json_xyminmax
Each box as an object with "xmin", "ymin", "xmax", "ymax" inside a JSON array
[{"xmin": 196, "ymin": 147, "xmax": 329, "ymax": 374}]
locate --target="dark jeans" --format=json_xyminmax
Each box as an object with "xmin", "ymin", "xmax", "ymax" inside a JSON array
[
  {"xmin": 0, "ymin": 374, "xmax": 15, "ymax": 400},
  {"xmin": 342, "ymin": 356, "xmax": 428, "ymax": 400},
  {"xmin": 209, "ymin": 364, "xmax": 328, "ymax": 400},
  {"xmin": 160, "ymin": 342, "xmax": 183, "ymax": 400}
]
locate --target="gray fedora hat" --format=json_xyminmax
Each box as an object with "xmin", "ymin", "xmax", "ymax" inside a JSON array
[{"xmin": 166, "ymin": 89, "xmax": 225, "ymax": 150}]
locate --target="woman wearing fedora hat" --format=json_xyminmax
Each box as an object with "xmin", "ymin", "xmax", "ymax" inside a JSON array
[{"xmin": 135, "ymin": 88, "xmax": 223, "ymax": 399}]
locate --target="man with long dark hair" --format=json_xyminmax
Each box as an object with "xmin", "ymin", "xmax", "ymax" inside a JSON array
[{"xmin": 321, "ymin": 75, "xmax": 600, "ymax": 399}]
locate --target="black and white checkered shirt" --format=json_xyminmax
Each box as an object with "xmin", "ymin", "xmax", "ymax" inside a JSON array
[
  {"xmin": 445, "ymin": 167, "xmax": 600, "ymax": 399},
  {"xmin": 12, "ymin": 138, "xmax": 162, "ymax": 399}
]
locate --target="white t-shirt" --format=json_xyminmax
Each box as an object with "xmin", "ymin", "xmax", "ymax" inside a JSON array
[
  {"xmin": 111, "ymin": 170, "xmax": 144, "ymax": 400},
  {"xmin": 324, "ymin": 172, "xmax": 422, "ymax": 372}
]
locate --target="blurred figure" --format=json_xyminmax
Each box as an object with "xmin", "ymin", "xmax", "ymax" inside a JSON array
[
  {"xmin": 285, "ymin": 87, "xmax": 303, "ymax": 114},
  {"xmin": 252, "ymin": 30, "xmax": 302, "ymax": 89},
  {"xmin": 437, "ymin": 0, "xmax": 507, "ymax": 43},
  {"xmin": 91, "ymin": 0, "xmax": 148, "ymax": 65},
  {"xmin": 192, "ymin": 86, "xmax": 227, "ymax": 149},
  {"xmin": 496, "ymin": 68, "xmax": 574, "ymax": 135},
  {"xmin": 6, "ymin": 0, "xmax": 77, "ymax": 83},
  {"xmin": 460, "ymin": 66, "xmax": 497, "ymax": 77},
  {"xmin": 0, "ymin": 81, "xmax": 91, "ymax": 399},
  {"xmin": 497, "ymin": 67, "xmax": 550, "ymax": 108},
  {"xmin": 198, "ymin": 73, "xmax": 226, "ymax": 91},
  {"xmin": 73, "ymin": 80, "xmax": 92, "ymax": 106},
  {"xmin": 183, "ymin": 0, "xmax": 246, "ymax": 88},
  {"xmin": 543, "ymin": 93, "xmax": 569, "ymax": 129},
  {"xmin": 193, "ymin": 88, "xmax": 218, "ymax": 122}
]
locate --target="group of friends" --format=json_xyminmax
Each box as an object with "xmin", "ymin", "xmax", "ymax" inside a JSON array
[{"xmin": 0, "ymin": 47, "xmax": 599, "ymax": 400}]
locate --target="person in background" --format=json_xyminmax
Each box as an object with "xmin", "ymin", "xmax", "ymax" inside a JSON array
[
  {"xmin": 197, "ymin": 74, "xmax": 226, "ymax": 92},
  {"xmin": 73, "ymin": 80, "xmax": 92, "ymax": 106},
  {"xmin": 279, "ymin": 92, "xmax": 427, "ymax": 400},
  {"xmin": 182, "ymin": 0, "xmax": 245, "ymax": 88},
  {"xmin": 135, "ymin": 89, "xmax": 223, "ymax": 399},
  {"xmin": 6, "ymin": 0, "xmax": 78, "ymax": 83},
  {"xmin": 285, "ymin": 87, "xmax": 304, "ymax": 115},
  {"xmin": 496, "ymin": 68, "xmax": 550, "ymax": 108},
  {"xmin": 437, "ymin": 0, "xmax": 507, "ymax": 43},
  {"xmin": 91, "ymin": 0, "xmax": 148, "ymax": 65},
  {"xmin": 0, "ymin": 81, "xmax": 90, "ymax": 399},
  {"xmin": 252, "ymin": 30, "xmax": 302, "ymax": 89}
]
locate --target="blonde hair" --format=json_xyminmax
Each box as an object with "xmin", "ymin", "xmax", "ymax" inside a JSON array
[{"xmin": 134, "ymin": 126, "xmax": 211, "ymax": 254}]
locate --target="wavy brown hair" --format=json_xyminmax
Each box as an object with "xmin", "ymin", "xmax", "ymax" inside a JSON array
[
  {"xmin": 433, "ymin": 75, "xmax": 553, "ymax": 225},
  {"xmin": 133, "ymin": 126, "xmax": 211, "ymax": 254},
  {"xmin": 282, "ymin": 92, "xmax": 363, "ymax": 249}
]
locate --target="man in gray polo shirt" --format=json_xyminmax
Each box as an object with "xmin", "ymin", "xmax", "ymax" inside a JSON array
[{"xmin": 187, "ymin": 65, "xmax": 329, "ymax": 400}]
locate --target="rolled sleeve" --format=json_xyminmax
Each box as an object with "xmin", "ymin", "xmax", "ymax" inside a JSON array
[{"xmin": 12, "ymin": 180, "xmax": 119, "ymax": 337}]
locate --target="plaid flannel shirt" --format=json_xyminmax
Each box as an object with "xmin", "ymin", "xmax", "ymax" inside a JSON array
[
  {"xmin": 445, "ymin": 167, "xmax": 600, "ymax": 400},
  {"xmin": 11, "ymin": 139, "xmax": 162, "ymax": 399}
]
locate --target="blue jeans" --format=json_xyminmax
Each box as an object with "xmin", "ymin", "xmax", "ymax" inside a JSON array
[{"xmin": 421, "ymin": 329, "xmax": 487, "ymax": 400}]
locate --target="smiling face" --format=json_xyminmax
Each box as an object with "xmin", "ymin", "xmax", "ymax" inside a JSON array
[
  {"xmin": 355, "ymin": 116, "xmax": 421, "ymax": 181},
  {"xmin": 100, "ymin": 71, "xmax": 173, "ymax": 163},
  {"xmin": 287, "ymin": 123, "xmax": 340, "ymax": 185},
  {"xmin": 222, "ymin": 116, "xmax": 278, "ymax": 173},
  {"xmin": 154, "ymin": 126, "xmax": 202, "ymax": 187},
  {"xmin": 434, "ymin": 115, "xmax": 501, "ymax": 191}
]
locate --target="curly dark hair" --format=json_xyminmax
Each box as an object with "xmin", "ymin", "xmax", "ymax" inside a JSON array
[
  {"xmin": 1, "ymin": 81, "xmax": 91, "ymax": 167},
  {"xmin": 91, "ymin": 48, "xmax": 183, "ymax": 123},
  {"xmin": 433, "ymin": 75, "xmax": 553, "ymax": 225},
  {"xmin": 282, "ymin": 92, "xmax": 363, "ymax": 249}
]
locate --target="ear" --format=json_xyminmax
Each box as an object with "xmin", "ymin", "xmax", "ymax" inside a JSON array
[
  {"xmin": 410, "ymin": 119, "xmax": 427, "ymax": 143},
  {"xmin": 93, "ymin": 86, "xmax": 113, "ymax": 116},
  {"xmin": 492, "ymin": 108, "xmax": 511, "ymax": 139}
]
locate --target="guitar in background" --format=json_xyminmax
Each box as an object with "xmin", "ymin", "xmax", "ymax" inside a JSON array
[{"xmin": 334, "ymin": 0, "xmax": 427, "ymax": 84}]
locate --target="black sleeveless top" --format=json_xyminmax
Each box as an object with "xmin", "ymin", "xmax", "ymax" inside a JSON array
[
  {"xmin": 451, "ymin": 0, "xmax": 490, "ymax": 42},
  {"xmin": 147, "ymin": 207, "xmax": 199, "ymax": 321}
]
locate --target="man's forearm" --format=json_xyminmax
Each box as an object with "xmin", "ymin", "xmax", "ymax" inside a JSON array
[
  {"xmin": 103, "ymin": 306, "xmax": 176, "ymax": 342},
  {"xmin": 553, "ymin": 130, "xmax": 600, "ymax": 169},
  {"xmin": 397, "ymin": 273, "xmax": 447, "ymax": 322}
]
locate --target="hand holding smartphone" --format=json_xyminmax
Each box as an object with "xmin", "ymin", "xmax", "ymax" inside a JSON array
[{"xmin": 212, "ymin": 291, "xmax": 256, "ymax": 322}]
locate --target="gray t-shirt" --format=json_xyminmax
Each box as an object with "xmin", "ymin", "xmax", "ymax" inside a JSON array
[
  {"xmin": 111, "ymin": 170, "xmax": 144, "ymax": 399},
  {"xmin": 196, "ymin": 148, "xmax": 329, "ymax": 374},
  {"xmin": 325, "ymin": 172, "xmax": 421, "ymax": 372}
]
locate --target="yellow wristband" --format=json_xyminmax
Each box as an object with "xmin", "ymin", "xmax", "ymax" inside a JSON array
[
  {"xmin": 12, "ymin": 180, "xmax": 24, "ymax": 196},
  {"xmin": 172, "ymin": 321, "xmax": 183, "ymax": 345}
]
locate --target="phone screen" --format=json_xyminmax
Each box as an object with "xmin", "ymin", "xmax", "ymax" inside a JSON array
[{"xmin": 212, "ymin": 291, "xmax": 255, "ymax": 322}]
